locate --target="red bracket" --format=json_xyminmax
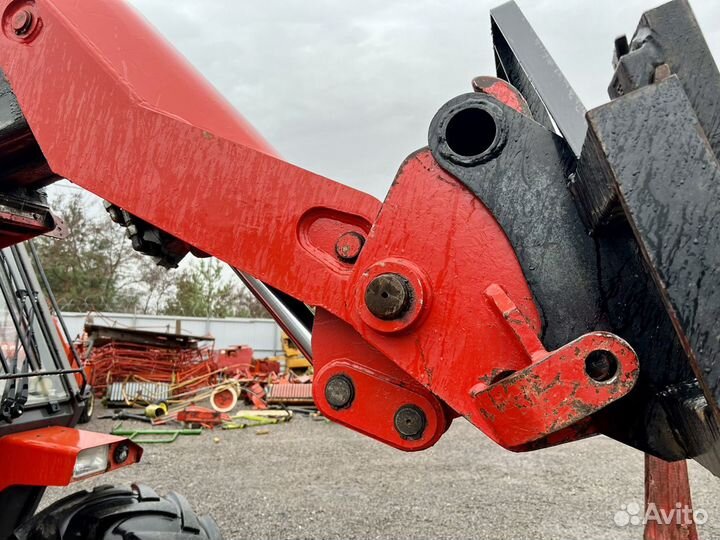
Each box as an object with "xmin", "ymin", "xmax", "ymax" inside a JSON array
[
  {"xmin": 470, "ymin": 285, "xmax": 639, "ymax": 448},
  {"xmin": 312, "ymin": 309, "xmax": 452, "ymax": 451},
  {"xmin": 0, "ymin": 427, "xmax": 142, "ymax": 491}
]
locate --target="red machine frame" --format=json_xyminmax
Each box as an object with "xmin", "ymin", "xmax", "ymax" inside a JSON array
[
  {"xmin": 0, "ymin": 1, "xmax": 712, "ymax": 538},
  {"xmin": 0, "ymin": 0, "xmax": 640, "ymax": 454}
]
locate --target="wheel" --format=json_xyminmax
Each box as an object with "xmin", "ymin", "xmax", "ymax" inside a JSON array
[
  {"xmin": 11, "ymin": 484, "xmax": 223, "ymax": 539},
  {"xmin": 210, "ymin": 385, "xmax": 238, "ymax": 413},
  {"xmin": 77, "ymin": 391, "xmax": 94, "ymax": 424}
]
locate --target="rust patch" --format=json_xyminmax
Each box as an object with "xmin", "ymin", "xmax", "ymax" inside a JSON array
[
  {"xmin": 425, "ymin": 366, "xmax": 433, "ymax": 387},
  {"xmin": 488, "ymin": 391, "xmax": 507, "ymax": 413}
]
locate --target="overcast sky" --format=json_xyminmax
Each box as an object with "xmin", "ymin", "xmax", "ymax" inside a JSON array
[{"xmin": 123, "ymin": 0, "xmax": 720, "ymax": 200}]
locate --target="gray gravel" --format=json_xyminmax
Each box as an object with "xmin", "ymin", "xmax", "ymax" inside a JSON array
[{"xmin": 44, "ymin": 406, "xmax": 719, "ymax": 540}]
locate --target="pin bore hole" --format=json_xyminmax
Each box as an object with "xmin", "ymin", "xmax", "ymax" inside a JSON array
[{"xmin": 445, "ymin": 107, "xmax": 497, "ymax": 157}]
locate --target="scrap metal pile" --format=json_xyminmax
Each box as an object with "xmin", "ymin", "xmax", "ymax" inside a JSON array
[
  {"xmin": 79, "ymin": 323, "xmax": 314, "ymax": 421},
  {"xmin": 84, "ymin": 341, "xmax": 216, "ymax": 403}
]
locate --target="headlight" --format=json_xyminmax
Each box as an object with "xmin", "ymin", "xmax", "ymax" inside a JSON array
[{"xmin": 72, "ymin": 445, "xmax": 109, "ymax": 479}]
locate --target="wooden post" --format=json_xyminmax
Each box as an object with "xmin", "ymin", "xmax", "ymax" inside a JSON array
[{"xmin": 644, "ymin": 454, "xmax": 699, "ymax": 540}]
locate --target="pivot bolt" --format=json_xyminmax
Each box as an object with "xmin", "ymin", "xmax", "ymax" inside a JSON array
[
  {"xmin": 12, "ymin": 9, "xmax": 33, "ymax": 36},
  {"xmin": 324, "ymin": 374, "xmax": 355, "ymax": 409},
  {"xmin": 394, "ymin": 405, "xmax": 426, "ymax": 440},
  {"xmin": 364, "ymin": 273, "xmax": 412, "ymax": 320},
  {"xmin": 334, "ymin": 231, "xmax": 365, "ymax": 263}
]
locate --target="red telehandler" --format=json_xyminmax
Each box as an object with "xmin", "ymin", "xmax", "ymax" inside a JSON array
[{"xmin": 0, "ymin": 0, "xmax": 718, "ymax": 538}]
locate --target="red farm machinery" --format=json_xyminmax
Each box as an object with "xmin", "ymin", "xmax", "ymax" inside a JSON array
[{"xmin": 0, "ymin": 0, "xmax": 717, "ymax": 538}]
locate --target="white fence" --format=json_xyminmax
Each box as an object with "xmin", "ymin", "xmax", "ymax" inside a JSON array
[{"xmin": 60, "ymin": 311, "xmax": 283, "ymax": 357}]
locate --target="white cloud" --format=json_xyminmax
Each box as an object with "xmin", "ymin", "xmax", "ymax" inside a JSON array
[{"xmin": 127, "ymin": 0, "xmax": 720, "ymax": 199}]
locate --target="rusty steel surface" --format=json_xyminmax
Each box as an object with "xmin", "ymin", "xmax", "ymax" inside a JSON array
[
  {"xmin": 609, "ymin": 0, "xmax": 720, "ymax": 157},
  {"xmin": 581, "ymin": 76, "xmax": 720, "ymax": 474},
  {"xmin": 568, "ymin": 0, "xmax": 720, "ymax": 475},
  {"xmin": 587, "ymin": 78, "xmax": 720, "ymax": 416}
]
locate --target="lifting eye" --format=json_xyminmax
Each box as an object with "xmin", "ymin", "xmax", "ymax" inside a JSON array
[{"xmin": 584, "ymin": 350, "xmax": 619, "ymax": 382}]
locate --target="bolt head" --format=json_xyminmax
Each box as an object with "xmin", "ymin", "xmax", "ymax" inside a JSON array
[
  {"xmin": 12, "ymin": 9, "xmax": 33, "ymax": 35},
  {"xmin": 364, "ymin": 273, "xmax": 412, "ymax": 320},
  {"xmin": 394, "ymin": 405, "xmax": 426, "ymax": 440},
  {"xmin": 324, "ymin": 374, "xmax": 355, "ymax": 409},
  {"xmin": 334, "ymin": 231, "xmax": 365, "ymax": 263}
]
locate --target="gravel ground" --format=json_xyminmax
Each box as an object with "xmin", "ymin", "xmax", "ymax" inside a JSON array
[{"xmin": 43, "ymin": 406, "xmax": 719, "ymax": 540}]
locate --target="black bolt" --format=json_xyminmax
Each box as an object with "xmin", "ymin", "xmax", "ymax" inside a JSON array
[
  {"xmin": 113, "ymin": 443, "xmax": 130, "ymax": 464},
  {"xmin": 324, "ymin": 374, "xmax": 355, "ymax": 409},
  {"xmin": 394, "ymin": 405, "xmax": 426, "ymax": 440},
  {"xmin": 334, "ymin": 231, "xmax": 365, "ymax": 263},
  {"xmin": 364, "ymin": 273, "xmax": 412, "ymax": 320}
]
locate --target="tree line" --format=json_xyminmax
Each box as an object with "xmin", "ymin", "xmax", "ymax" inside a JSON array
[{"xmin": 34, "ymin": 192, "xmax": 268, "ymax": 318}]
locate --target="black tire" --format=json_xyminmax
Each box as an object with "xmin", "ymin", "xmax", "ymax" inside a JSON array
[
  {"xmin": 11, "ymin": 484, "xmax": 223, "ymax": 540},
  {"xmin": 77, "ymin": 392, "xmax": 94, "ymax": 424}
]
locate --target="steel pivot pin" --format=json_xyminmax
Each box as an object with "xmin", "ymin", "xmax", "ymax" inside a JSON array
[
  {"xmin": 394, "ymin": 405, "xmax": 426, "ymax": 440},
  {"xmin": 364, "ymin": 273, "xmax": 412, "ymax": 320},
  {"xmin": 325, "ymin": 374, "xmax": 355, "ymax": 409}
]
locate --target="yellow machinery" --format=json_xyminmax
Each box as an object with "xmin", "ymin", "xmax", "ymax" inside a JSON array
[{"xmin": 280, "ymin": 334, "xmax": 311, "ymax": 373}]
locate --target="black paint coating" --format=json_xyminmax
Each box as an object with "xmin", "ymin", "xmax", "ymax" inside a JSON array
[
  {"xmin": 587, "ymin": 76, "xmax": 720, "ymax": 418},
  {"xmin": 429, "ymin": 92, "xmax": 602, "ymax": 350}
]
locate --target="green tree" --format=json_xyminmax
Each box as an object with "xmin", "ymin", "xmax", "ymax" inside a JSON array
[
  {"xmin": 164, "ymin": 259, "xmax": 237, "ymax": 318},
  {"xmin": 163, "ymin": 260, "xmax": 270, "ymax": 318},
  {"xmin": 35, "ymin": 190, "xmax": 268, "ymax": 318},
  {"xmin": 164, "ymin": 259, "xmax": 234, "ymax": 317},
  {"xmin": 34, "ymin": 192, "xmax": 142, "ymax": 312},
  {"xmin": 232, "ymin": 287, "xmax": 270, "ymax": 318},
  {"xmin": 136, "ymin": 257, "xmax": 177, "ymax": 315}
]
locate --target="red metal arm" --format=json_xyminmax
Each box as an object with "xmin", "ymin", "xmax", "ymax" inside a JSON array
[
  {"xmin": 0, "ymin": 0, "xmax": 639, "ymax": 452},
  {"xmin": 0, "ymin": 0, "xmax": 380, "ymax": 317}
]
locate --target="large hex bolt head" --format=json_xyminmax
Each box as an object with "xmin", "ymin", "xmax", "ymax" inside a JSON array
[
  {"xmin": 394, "ymin": 405, "xmax": 426, "ymax": 440},
  {"xmin": 325, "ymin": 374, "xmax": 355, "ymax": 410},
  {"xmin": 364, "ymin": 273, "xmax": 413, "ymax": 320}
]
